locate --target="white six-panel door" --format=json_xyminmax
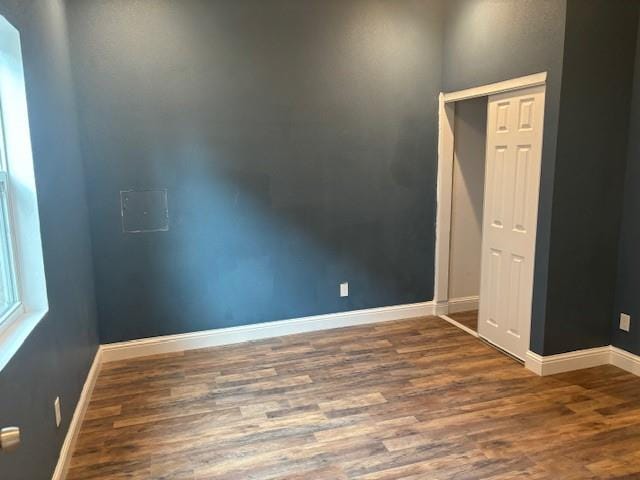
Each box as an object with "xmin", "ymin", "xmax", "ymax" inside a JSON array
[{"xmin": 478, "ymin": 85, "xmax": 545, "ymax": 360}]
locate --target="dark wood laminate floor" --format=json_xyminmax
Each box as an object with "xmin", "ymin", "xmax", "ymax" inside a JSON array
[
  {"xmin": 69, "ymin": 316, "xmax": 640, "ymax": 479},
  {"xmin": 448, "ymin": 309, "xmax": 478, "ymax": 332}
]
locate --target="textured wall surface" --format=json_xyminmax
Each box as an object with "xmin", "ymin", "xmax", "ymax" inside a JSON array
[
  {"xmin": 614, "ymin": 10, "xmax": 640, "ymax": 356},
  {"xmin": 0, "ymin": 1, "xmax": 99, "ymax": 479},
  {"xmin": 1, "ymin": 1, "xmax": 640, "ymax": 478},
  {"xmin": 66, "ymin": 0, "xmax": 445, "ymax": 343},
  {"xmin": 442, "ymin": 0, "xmax": 567, "ymax": 353},
  {"xmin": 443, "ymin": 0, "xmax": 639, "ymax": 355},
  {"xmin": 544, "ymin": 0, "xmax": 638, "ymax": 354}
]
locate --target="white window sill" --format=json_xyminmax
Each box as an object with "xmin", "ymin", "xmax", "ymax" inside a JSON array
[{"xmin": 0, "ymin": 307, "xmax": 48, "ymax": 372}]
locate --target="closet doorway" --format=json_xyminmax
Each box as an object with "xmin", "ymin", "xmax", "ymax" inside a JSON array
[{"xmin": 434, "ymin": 73, "xmax": 547, "ymax": 362}]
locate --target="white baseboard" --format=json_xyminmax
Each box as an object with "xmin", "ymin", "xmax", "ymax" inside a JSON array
[
  {"xmin": 52, "ymin": 347, "xmax": 102, "ymax": 480},
  {"xmin": 524, "ymin": 351, "xmax": 545, "ymax": 375},
  {"xmin": 447, "ymin": 296, "xmax": 479, "ymax": 314},
  {"xmin": 101, "ymin": 301, "xmax": 436, "ymax": 363},
  {"xmin": 434, "ymin": 301, "xmax": 448, "ymax": 316},
  {"xmin": 610, "ymin": 346, "xmax": 640, "ymax": 376},
  {"xmin": 525, "ymin": 347, "xmax": 611, "ymax": 376},
  {"xmin": 526, "ymin": 345, "xmax": 640, "ymax": 377}
]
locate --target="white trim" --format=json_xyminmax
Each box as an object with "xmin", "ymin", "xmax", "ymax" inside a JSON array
[
  {"xmin": 442, "ymin": 72, "xmax": 547, "ymax": 103},
  {"xmin": 446, "ymin": 295, "xmax": 479, "ymax": 314},
  {"xmin": 439, "ymin": 314, "xmax": 479, "ymax": 338},
  {"xmin": 0, "ymin": 14, "xmax": 49, "ymax": 372},
  {"xmin": 610, "ymin": 346, "xmax": 640, "ymax": 376},
  {"xmin": 434, "ymin": 96, "xmax": 455, "ymax": 306},
  {"xmin": 524, "ymin": 351, "xmax": 544, "ymax": 375},
  {"xmin": 434, "ymin": 300, "xmax": 449, "ymax": 316},
  {"xmin": 525, "ymin": 347, "xmax": 612, "ymax": 376},
  {"xmin": 51, "ymin": 348, "xmax": 102, "ymax": 480},
  {"xmin": 0, "ymin": 309, "xmax": 46, "ymax": 371},
  {"xmin": 526, "ymin": 345, "xmax": 640, "ymax": 377},
  {"xmin": 101, "ymin": 301, "xmax": 436, "ymax": 363}
]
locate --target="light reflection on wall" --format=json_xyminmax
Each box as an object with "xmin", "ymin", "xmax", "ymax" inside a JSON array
[{"xmin": 66, "ymin": 0, "xmax": 441, "ymax": 342}]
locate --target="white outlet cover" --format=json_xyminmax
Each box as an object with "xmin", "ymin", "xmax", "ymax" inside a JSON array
[
  {"xmin": 340, "ymin": 282, "xmax": 349, "ymax": 297},
  {"xmin": 54, "ymin": 396, "xmax": 61, "ymax": 427},
  {"xmin": 620, "ymin": 313, "xmax": 631, "ymax": 332}
]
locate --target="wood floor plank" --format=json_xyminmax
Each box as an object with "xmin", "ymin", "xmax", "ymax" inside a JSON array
[
  {"xmin": 448, "ymin": 309, "xmax": 478, "ymax": 331},
  {"xmin": 68, "ymin": 316, "xmax": 640, "ymax": 479}
]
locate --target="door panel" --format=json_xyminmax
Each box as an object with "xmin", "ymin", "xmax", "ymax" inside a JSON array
[{"xmin": 478, "ymin": 86, "xmax": 545, "ymax": 360}]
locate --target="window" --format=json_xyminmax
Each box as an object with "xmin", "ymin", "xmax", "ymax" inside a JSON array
[
  {"xmin": 0, "ymin": 15, "xmax": 48, "ymax": 371},
  {"xmin": 0, "ymin": 114, "xmax": 20, "ymax": 323}
]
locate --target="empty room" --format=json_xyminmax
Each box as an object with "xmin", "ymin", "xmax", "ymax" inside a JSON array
[{"xmin": 3, "ymin": 0, "xmax": 640, "ymax": 478}]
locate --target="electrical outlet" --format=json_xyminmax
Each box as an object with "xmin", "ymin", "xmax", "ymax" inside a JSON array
[
  {"xmin": 54, "ymin": 397, "xmax": 61, "ymax": 428},
  {"xmin": 620, "ymin": 313, "xmax": 631, "ymax": 332},
  {"xmin": 340, "ymin": 282, "xmax": 349, "ymax": 298}
]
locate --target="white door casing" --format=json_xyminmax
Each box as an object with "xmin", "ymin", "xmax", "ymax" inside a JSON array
[{"xmin": 478, "ymin": 85, "xmax": 545, "ymax": 360}]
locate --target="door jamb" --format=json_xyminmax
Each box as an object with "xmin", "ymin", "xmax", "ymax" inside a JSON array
[{"xmin": 433, "ymin": 72, "xmax": 547, "ymax": 315}]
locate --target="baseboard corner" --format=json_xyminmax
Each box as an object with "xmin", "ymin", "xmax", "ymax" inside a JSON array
[
  {"xmin": 434, "ymin": 301, "xmax": 449, "ymax": 316},
  {"xmin": 609, "ymin": 346, "xmax": 640, "ymax": 376},
  {"xmin": 524, "ymin": 350, "xmax": 544, "ymax": 376},
  {"xmin": 524, "ymin": 346, "xmax": 610, "ymax": 376}
]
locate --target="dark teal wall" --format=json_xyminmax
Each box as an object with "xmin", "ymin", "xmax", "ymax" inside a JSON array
[
  {"xmin": 443, "ymin": 0, "xmax": 638, "ymax": 355},
  {"xmin": 66, "ymin": 0, "xmax": 445, "ymax": 343},
  {"xmin": 545, "ymin": 0, "xmax": 638, "ymax": 355},
  {"xmin": 614, "ymin": 10, "xmax": 640, "ymax": 356},
  {"xmin": 0, "ymin": 1, "xmax": 99, "ymax": 479},
  {"xmin": 442, "ymin": 0, "xmax": 567, "ymax": 354},
  {"xmin": 67, "ymin": 0, "xmax": 636, "ymax": 354},
  {"xmin": 0, "ymin": 1, "xmax": 637, "ymax": 477}
]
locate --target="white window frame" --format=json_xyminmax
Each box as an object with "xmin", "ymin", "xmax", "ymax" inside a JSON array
[
  {"xmin": 0, "ymin": 104, "xmax": 23, "ymax": 323},
  {"xmin": 0, "ymin": 169, "xmax": 22, "ymax": 318},
  {"xmin": 0, "ymin": 15, "xmax": 49, "ymax": 372}
]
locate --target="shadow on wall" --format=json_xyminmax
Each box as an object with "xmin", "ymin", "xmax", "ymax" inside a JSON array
[
  {"xmin": 454, "ymin": 99, "xmax": 486, "ymax": 227},
  {"xmin": 108, "ymin": 119, "xmax": 435, "ymax": 340},
  {"xmin": 448, "ymin": 96, "xmax": 487, "ymax": 301},
  {"xmin": 68, "ymin": 0, "xmax": 446, "ymax": 342}
]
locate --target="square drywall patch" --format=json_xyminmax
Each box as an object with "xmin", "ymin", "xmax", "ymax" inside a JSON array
[{"xmin": 121, "ymin": 189, "xmax": 169, "ymax": 233}]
